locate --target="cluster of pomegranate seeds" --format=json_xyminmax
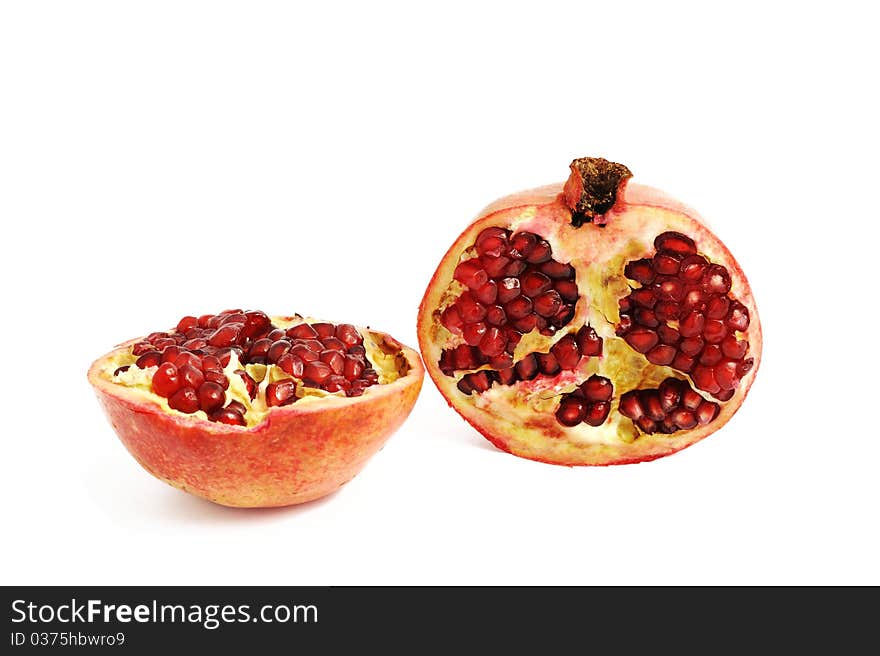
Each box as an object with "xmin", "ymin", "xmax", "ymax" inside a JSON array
[
  {"xmin": 440, "ymin": 228, "xmax": 579, "ymax": 368},
  {"xmin": 618, "ymin": 377, "xmax": 719, "ymax": 435},
  {"xmin": 451, "ymin": 324, "xmax": 603, "ymax": 394},
  {"xmin": 619, "ymin": 232, "xmax": 754, "ymax": 400},
  {"xmin": 555, "ymin": 375, "xmax": 614, "ymax": 427},
  {"xmin": 121, "ymin": 310, "xmax": 380, "ymax": 424}
]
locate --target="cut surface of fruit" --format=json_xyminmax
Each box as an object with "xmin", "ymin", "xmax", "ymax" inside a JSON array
[
  {"xmin": 88, "ymin": 310, "xmax": 424, "ymax": 507},
  {"xmin": 417, "ymin": 157, "xmax": 761, "ymax": 466}
]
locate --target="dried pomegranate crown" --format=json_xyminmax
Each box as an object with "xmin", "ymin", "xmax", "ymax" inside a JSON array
[{"xmin": 417, "ymin": 157, "xmax": 761, "ymax": 466}]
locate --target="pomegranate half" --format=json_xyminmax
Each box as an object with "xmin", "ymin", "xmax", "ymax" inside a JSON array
[
  {"xmin": 417, "ymin": 158, "xmax": 761, "ymax": 465},
  {"xmin": 88, "ymin": 309, "xmax": 424, "ymax": 507}
]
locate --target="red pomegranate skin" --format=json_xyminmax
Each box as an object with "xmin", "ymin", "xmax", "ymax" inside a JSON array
[{"xmin": 89, "ymin": 334, "xmax": 423, "ymax": 508}]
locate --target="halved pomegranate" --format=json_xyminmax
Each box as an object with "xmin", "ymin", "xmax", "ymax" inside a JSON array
[
  {"xmin": 417, "ymin": 158, "xmax": 761, "ymax": 465},
  {"xmin": 88, "ymin": 309, "xmax": 424, "ymax": 507}
]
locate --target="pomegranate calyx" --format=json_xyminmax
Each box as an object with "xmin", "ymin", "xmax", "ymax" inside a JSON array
[{"xmin": 562, "ymin": 157, "xmax": 632, "ymax": 227}]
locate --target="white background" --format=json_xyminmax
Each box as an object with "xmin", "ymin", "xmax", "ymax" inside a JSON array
[{"xmin": 1, "ymin": 1, "xmax": 877, "ymax": 585}]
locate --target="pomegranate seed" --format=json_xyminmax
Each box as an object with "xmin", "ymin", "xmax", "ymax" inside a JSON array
[
  {"xmin": 503, "ymin": 260, "xmax": 527, "ymax": 277},
  {"xmin": 287, "ymin": 323, "xmax": 319, "ymax": 340},
  {"xmin": 504, "ymin": 296, "xmax": 533, "ymax": 320},
  {"xmin": 153, "ymin": 337, "xmax": 176, "ymax": 350},
  {"xmin": 681, "ymin": 388, "xmax": 703, "ymax": 411},
  {"xmin": 505, "ymin": 328, "xmax": 523, "ymax": 351},
  {"xmin": 204, "ymin": 370, "xmax": 229, "ymax": 389},
  {"xmin": 113, "ymin": 365, "xmax": 130, "ymax": 376},
  {"xmin": 457, "ymin": 292, "xmax": 487, "ymax": 322},
  {"xmin": 277, "ymin": 353, "xmax": 305, "ymax": 377},
  {"xmin": 208, "ymin": 323, "xmax": 243, "ymax": 347},
  {"xmin": 653, "ymin": 252, "xmax": 681, "ymax": 275},
  {"xmin": 550, "ymin": 335, "xmax": 580, "ymax": 369},
  {"xmin": 624, "ymin": 328, "xmax": 658, "ymax": 354},
  {"xmin": 672, "ymin": 352, "xmax": 695, "ymax": 372},
  {"xmin": 550, "ymin": 304, "xmax": 576, "ymax": 328},
  {"xmin": 679, "ymin": 310, "xmax": 705, "ymax": 338},
  {"xmin": 234, "ymin": 370, "xmax": 257, "ymax": 399},
  {"xmin": 335, "ymin": 324, "xmax": 362, "ymax": 348},
  {"xmin": 540, "ymin": 261, "xmax": 574, "ymax": 279},
  {"xmin": 646, "ymin": 344, "xmax": 676, "ymax": 365},
  {"xmin": 706, "ymin": 296, "xmax": 731, "ymax": 320},
  {"xmin": 473, "ymin": 281, "xmax": 498, "ymax": 305},
  {"xmin": 480, "ymin": 254, "xmax": 512, "ymax": 278},
  {"xmin": 692, "ymin": 365, "xmax": 720, "ymax": 394},
  {"xmin": 657, "ymin": 278, "xmax": 684, "ymax": 302},
  {"xmin": 182, "ymin": 338, "xmax": 208, "ymax": 351},
  {"xmin": 457, "ymin": 374, "xmax": 476, "ymax": 395},
  {"xmin": 726, "ymin": 302, "xmax": 750, "ymax": 332},
  {"xmin": 654, "ymin": 231, "xmax": 696, "ymax": 256},
  {"xmin": 462, "ymin": 321, "xmax": 488, "ymax": 346},
  {"xmin": 584, "ymin": 401, "xmax": 610, "ymax": 427},
  {"xmin": 497, "ymin": 277, "xmax": 522, "ymax": 303},
  {"xmin": 657, "ymin": 325, "xmax": 681, "ymax": 345},
  {"xmin": 240, "ymin": 310, "xmax": 270, "ymax": 339},
  {"xmin": 515, "ymin": 353, "xmax": 539, "ymax": 380},
  {"xmin": 496, "ymin": 366, "xmax": 517, "ymax": 385},
  {"xmin": 131, "ymin": 341, "xmax": 154, "ymax": 356},
  {"xmin": 168, "ymin": 387, "xmax": 199, "ymax": 413},
  {"xmin": 554, "ymin": 279, "xmax": 579, "ymax": 303},
  {"xmin": 136, "ymin": 350, "xmax": 162, "ymax": 369},
  {"xmin": 641, "ymin": 390, "xmax": 665, "ymax": 421},
  {"xmin": 362, "ymin": 368, "xmax": 379, "ymax": 384},
  {"xmin": 309, "ymin": 323, "xmax": 333, "ymax": 339},
  {"xmin": 576, "ymin": 325, "xmax": 603, "ymax": 356},
  {"xmin": 227, "ymin": 400, "xmax": 246, "ymax": 413},
  {"xmin": 320, "ymin": 350, "xmax": 345, "ymax": 375},
  {"xmin": 537, "ymin": 352, "xmax": 560, "ymax": 376},
  {"xmin": 486, "ymin": 305, "xmax": 506, "ymax": 326},
  {"xmin": 655, "ymin": 300, "xmax": 680, "ymax": 322},
  {"xmin": 441, "ymin": 306, "xmax": 465, "ymax": 335},
  {"xmin": 671, "ymin": 409, "xmax": 698, "ymax": 429},
  {"xmin": 249, "ymin": 338, "xmax": 272, "ymax": 359},
  {"xmin": 624, "ymin": 258, "xmax": 655, "ymax": 285},
  {"xmin": 629, "ymin": 288, "xmax": 656, "ymax": 308},
  {"xmin": 556, "ymin": 397, "xmax": 587, "ymax": 427},
  {"xmin": 679, "ymin": 254, "xmax": 707, "ymax": 283},
  {"xmin": 636, "ymin": 416, "xmax": 657, "ymax": 434},
  {"xmin": 454, "ymin": 259, "xmax": 489, "ymax": 290},
  {"xmin": 302, "ymin": 361, "xmax": 332, "ymax": 385},
  {"xmin": 267, "ymin": 340, "xmax": 292, "ymax": 363},
  {"xmin": 616, "ymin": 315, "xmax": 633, "ymax": 335},
  {"xmin": 290, "ymin": 344, "xmax": 318, "ymax": 362},
  {"xmin": 703, "ymin": 319, "xmax": 727, "ymax": 344},
  {"xmin": 147, "ymin": 331, "xmax": 169, "ymax": 343},
  {"xmin": 348, "ymin": 344, "xmax": 366, "ymax": 356},
  {"xmin": 452, "ymin": 344, "xmax": 480, "ymax": 370},
  {"xmin": 702, "ymin": 264, "xmax": 731, "ymax": 294},
  {"xmin": 618, "ymin": 391, "xmax": 644, "ymax": 420},
  {"xmin": 472, "ymin": 371, "xmax": 496, "ymax": 393},
  {"xmin": 680, "ymin": 336, "xmax": 705, "ymax": 356},
  {"xmin": 219, "ymin": 313, "xmax": 247, "ymax": 327},
  {"xmin": 475, "ymin": 227, "xmax": 509, "ymax": 257},
  {"xmin": 176, "ymin": 316, "xmax": 198, "ymax": 332},
  {"xmin": 659, "ymin": 378, "xmax": 684, "ymax": 411},
  {"xmin": 695, "ymin": 401, "xmax": 720, "ymax": 424},
  {"xmin": 323, "ymin": 375, "xmax": 349, "ymax": 393},
  {"xmin": 525, "ymin": 239, "xmax": 552, "ymax": 264},
  {"xmin": 197, "ymin": 315, "xmax": 214, "ymax": 328},
  {"xmin": 266, "ymin": 379, "xmax": 298, "ymax": 407},
  {"xmin": 533, "ymin": 290, "xmax": 562, "ymax": 317},
  {"xmin": 582, "ymin": 375, "xmax": 613, "ymax": 402},
  {"xmin": 478, "ymin": 326, "xmax": 507, "ymax": 357},
  {"xmin": 507, "ymin": 232, "xmax": 537, "ymax": 259},
  {"xmin": 343, "ymin": 355, "xmax": 364, "ymax": 380},
  {"xmin": 699, "ymin": 344, "xmax": 723, "ymax": 366},
  {"xmin": 714, "ymin": 360, "xmax": 740, "ymax": 390},
  {"xmin": 715, "ymin": 388, "xmax": 735, "ymax": 401},
  {"xmin": 521, "ymin": 271, "xmax": 552, "ymax": 298},
  {"xmin": 634, "ymin": 307, "xmax": 659, "ymax": 328},
  {"xmin": 681, "ymin": 286, "xmax": 707, "ymax": 313},
  {"xmin": 489, "ymin": 353, "xmax": 514, "ymax": 370},
  {"xmin": 209, "ymin": 406, "xmax": 246, "ymax": 426},
  {"xmin": 619, "ymin": 297, "xmax": 632, "ymax": 313},
  {"xmin": 151, "ymin": 363, "xmax": 181, "ymax": 397},
  {"xmin": 299, "ymin": 339, "xmax": 323, "ymax": 352},
  {"xmin": 721, "ymin": 335, "xmax": 748, "ymax": 360},
  {"xmin": 160, "ymin": 347, "xmax": 183, "ymax": 366},
  {"xmin": 197, "ymin": 381, "xmax": 226, "ymax": 413},
  {"xmin": 178, "ymin": 364, "xmax": 204, "ymax": 389},
  {"xmin": 511, "ymin": 315, "xmax": 538, "ymax": 333}
]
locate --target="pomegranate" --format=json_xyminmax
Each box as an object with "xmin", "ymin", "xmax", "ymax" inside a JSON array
[
  {"xmin": 417, "ymin": 157, "xmax": 761, "ymax": 465},
  {"xmin": 88, "ymin": 309, "xmax": 424, "ymax": 507}
]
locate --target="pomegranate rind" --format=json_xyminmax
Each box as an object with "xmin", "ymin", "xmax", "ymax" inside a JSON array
[
  {"xmin": 417, "ymin": 181, "xmax": 761, "ymax": 466},
  {"xmin": 88, "ymin": 328, "xmax": 424, "ymax": 507}
]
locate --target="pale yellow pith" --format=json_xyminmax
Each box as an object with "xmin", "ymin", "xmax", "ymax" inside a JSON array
[
  {"xmin": 430, "ymin": 202, "xmax": 757, "ymax": 459},
  {"xmin": 100, "ymin": 316, "xmax": 407, "ymax": 427}
]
